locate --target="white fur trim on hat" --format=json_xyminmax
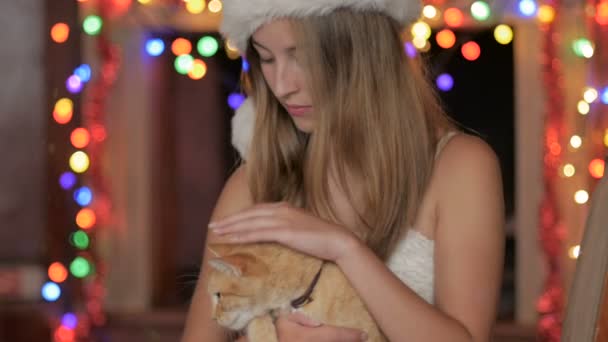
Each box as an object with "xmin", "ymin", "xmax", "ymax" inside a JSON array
[
  {"xmin": 220, "ymin": 0, "xmax": 422, "ymax": 52},
  {"xmin": 231, "ymin": 97, "xmax": 255, "ymax": 160}
]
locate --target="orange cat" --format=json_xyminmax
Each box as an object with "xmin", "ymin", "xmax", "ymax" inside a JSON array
[{"xmin": 206, "ymin": 242, "xmax": 386, "ymax": 341}]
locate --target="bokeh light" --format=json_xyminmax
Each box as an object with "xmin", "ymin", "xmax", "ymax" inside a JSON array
[
  {"xmin": 186, "ymin": 0, "xmax": 205, "ymax": 14},
  {"xmin": 71, "ymin": 231, "xmax": 90, "ymax": 250},
  {"xmin": 404, "ymin": 42, "xmax": 417, "ymax": 58},
  {"xmin": 60, "ymin": 172, "xmax": 77, "ymax": 190},
  {"xmin": 538, "ymin": 5, "xmax": 555, "ymax": 23},
  {"xmin": 67, "ymin": 75, "xmax": 84, "ymax": 94},
  {"xmin": 42, "ymin": 282, "xmax": 61, "ymax": 302},
  {"xmin": 412, "ymin": 21, "xmax": 432, "ymax": 40},
  {"xmin": 48, "ymin": 262, "xmax": 68, "ymax": 283},
  {"xmin": 412, "ymin": 36, "xmax": 428, "ymax": 50},
  {"xmin": 471, "ymin": 1, "xmax": 491, "ymax": 21},
  {"xmin": 436, "ymin": 29, "xmax": 456, "ymax": 49},
  {"xmin": 583, "ymin": 87, "xmax": 598, "ymax": 103},
  {"xmin": 444, "ymin": 8, "xmax": 464, "ymax": 27},
  {"xmin": 574, "ymin": 190, "xmax": 589, "ymax": 204},
  {"xmin": 51, "ymin": 23, "xmax": 70, "ymax": 43},
  {"xmin": 197, "ymin": 36, "xmax": 219, "ymax": 57},
  {"xmin": 596, "ymin": 1, "xmax": 608, "ymax": 25},
  {"xmin": 74, "ymin": 186, "xmax": 93, "ymax": 206},
  {"xmin": 83, "ymin": 15, "xmax": 103, "ymax": 36},
  {"xmin": 228, "ymin": 93, "xmax": 246, "ymax": 110},
  {"xmin": 494, "ymin": 25, "xmax": 514, "ymax": 45},
  {"xmin": 208, "ymin": 0, "xmax": 222, "ymax": 13},
  {"xmin": 53, "ymin": 98, "xmax": 74, "ymax": 125},
  {"xmin": 76, "ymin": 208, "xmax": 96, "ymax": 230},
  {"xmin": 55, "ymin": 325, "xmax": 75, "ymax": 342},
  {"xmin": 71, "ymin": 128, "xmax": 91, "ymax": 149},
  {"xmin": 577, "ymin": 100, "xmax": 590, "ymax": 115},
  {"xmin": 601, "ymin": 87, "xmax": 608, "ymax": 104},
  {"xmin": 562, "ymin": 164, "xmax": 575, "ymax": 178},
  {"xmin": 70, "ymin": 151, "xmax": 90, "ymax": 173},
  {"xmin": 61, "ymin": 313, "xmax": 78, "ymax": 330},
  {"xmin": 568, "ymin": 245, "xmax": 581, "ymax": 259},
  {"xmin": 519, "ymin": 0, "xmax": 537, "ymax": 17},
  {"xmin": 570, "ymin": 135, "xmax": 582, "ymax": 149},
  {"xmin": 171, "ymin": 38, "xmax": 192, "ymax": 56},
  {"xmin": 188, "ymin": 59, "xmax": 208, "ymax": 80},
  {"xmin": 572, "ymin": 38, "xmax": 594, "ymax": 58},
  {"xmin": 423, "ymin": 5, "xmax": 438, "ymax": 19},
  {"xmin": 462, "ymin": 41, "xmax": 481, "ymax": 61},
  {"xmin": 225, "ymin": 40, "xmax": 240, "ymax": 59},
  {"xmin": 174, "ymin": 54, "xmax": 194, "ymax": 74},
  {"xmin": 589, "ymin": 159, "xmax": 605, "ymax": 179},
  {"xmin": 70, "ymin": 257, "xmax": 92, "ymax": 278},
  {"xmin": 146, "ymin": 38, "xmax": 165, "ymax": 56},
  {"xmin": 436, "ymin": 74, "xmax": 454, "ymax": 92},
  {"xmin": 74, "ymin": 64, "xmax": 92, "ymax": 83}
]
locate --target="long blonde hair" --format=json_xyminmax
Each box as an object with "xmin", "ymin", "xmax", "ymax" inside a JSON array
[{"xmin": 241, "ymin": 9, "xmax": 454, "ymax": 260}]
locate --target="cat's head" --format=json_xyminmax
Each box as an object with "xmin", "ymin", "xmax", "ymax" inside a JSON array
[{"xmin": 206, "ymin": 253, "xmax": 269, "ymax": 329}]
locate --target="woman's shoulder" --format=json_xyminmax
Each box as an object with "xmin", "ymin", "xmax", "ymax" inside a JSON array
[
  {"xmin": 209, "ymin": 164, "xmax": 254, "ymax": 224},
  {"xmin": 435, "ymin": 133, "xmax": 500, "ymax": 173},
  {"xmin": 207, "ymin": 163, "xmax": 254, "ymax": 245},
  {"xmin": 432, "ymin": 132, "xmax": 503, "ymax": 215}
]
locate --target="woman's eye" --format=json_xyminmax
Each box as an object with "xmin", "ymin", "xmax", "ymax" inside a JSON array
[
  {"xmin": 214, "ymin": 292, "xmax": 221, "ymax": 299},
  {"xmin": 260, "ymin": 58, "xmax": 274, "ymax": 64}
]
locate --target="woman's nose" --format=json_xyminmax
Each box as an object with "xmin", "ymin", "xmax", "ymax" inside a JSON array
[{"xmin": 273, "ymin": 63, "xmax": 298, "ymax": 99}]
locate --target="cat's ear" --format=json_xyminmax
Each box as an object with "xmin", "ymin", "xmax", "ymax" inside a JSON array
[
  {"xmin": 208, "ymin": 257, "xmax": 243, "ymax": 277},
  {"xmin": 208, "ymin": 253, "xmax": 267, "ymax": 277}
]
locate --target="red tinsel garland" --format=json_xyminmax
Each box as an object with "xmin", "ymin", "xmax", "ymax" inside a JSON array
[{"xmin": 537, "ymin": 1, "xmax": 565, "ymax": 341}]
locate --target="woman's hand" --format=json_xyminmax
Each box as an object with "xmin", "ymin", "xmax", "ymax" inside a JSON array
[
  {"xmin": 235, "ymin": 312, "xmax": 367, "ymax": 342},
  {"xmin": 209, "ymin": 202, "xmax": 359, "ymax": 262}
]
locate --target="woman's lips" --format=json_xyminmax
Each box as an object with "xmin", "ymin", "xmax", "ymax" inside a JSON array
[{"xmin": 286, "ymin": 105, "xmax": 312, "ymax": 117}]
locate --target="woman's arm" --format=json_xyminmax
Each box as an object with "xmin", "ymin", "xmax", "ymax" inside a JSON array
[
  {"xmin": 335, "ymin": 135, "xmax": 505, "ymax": 342},
  {"xmin": 181, "ymin": 164, "xmax": 254, "ymax": 342}
]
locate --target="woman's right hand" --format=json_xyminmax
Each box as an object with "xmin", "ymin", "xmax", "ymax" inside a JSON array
[
  {"xmin": 278, "ymin": 312, "xmax": 367, "ymax": 341},
  {"xmin": 237, "ymin": 312, "xmax": 367, "ymax": 342}
]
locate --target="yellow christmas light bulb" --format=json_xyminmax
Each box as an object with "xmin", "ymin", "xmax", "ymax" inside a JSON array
[
  {"xmin": 570, "ymin": 135, "xmax": 582, "ymax": 149},
  {"xmin": 568, "ymin": 245, "xmax": 580, "ymax": 259},
  {"xmin": 562, "ymin": 164, "xmax": 576, "ymax": 177},
  {"xmin": 583, "ymin": 87, "xmax": 598, "ymax": 103},
  {"xmin": 574, "ymin": 190, "xmax": 589, "ymax": 204},
  {"xmin": 577, "ymin": 100, "xmax": 590, "ymax": 115},
  {"xmin": 423, "ymin": 5, "xmax": 438, "ymax": 19},
  {"xmin": 538, "ymin": 5, "xmax": 556, "ymax": 23}
]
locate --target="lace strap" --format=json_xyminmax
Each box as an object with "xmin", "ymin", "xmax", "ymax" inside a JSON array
[{"xmin": 434, "ymin": 131, "xmax": 458, "ymax": 160}]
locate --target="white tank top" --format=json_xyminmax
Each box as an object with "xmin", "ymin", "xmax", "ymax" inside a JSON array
[{"xmin": 385, "ymin": 132, "xmax": 458, "ymax": 304}]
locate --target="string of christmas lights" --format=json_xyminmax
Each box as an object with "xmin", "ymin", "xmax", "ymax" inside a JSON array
[{"xmin": 47, "ymin": 0, "xmax": 124, "ymax": 340}]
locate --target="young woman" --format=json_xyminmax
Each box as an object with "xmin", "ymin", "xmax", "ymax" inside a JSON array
[{"xmin": 181, "ymin": 1, "xmax": 505, "ymax": 341}]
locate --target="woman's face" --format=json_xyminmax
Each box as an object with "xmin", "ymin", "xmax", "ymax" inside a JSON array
[{"xmin": 251, "ymin": 19, "xmax": 315, "ymax": 133}]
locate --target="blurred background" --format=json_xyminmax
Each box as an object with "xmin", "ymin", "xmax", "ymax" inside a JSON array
[{"xmin": 0, "ymin": 0, "xmax": 606, "ymax": 341}]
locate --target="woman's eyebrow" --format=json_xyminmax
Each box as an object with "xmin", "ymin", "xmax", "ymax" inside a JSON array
[
  {"xmin": 252, "ymin": 39, "xmax": 296, "ymax": 53},
  {"xmin": 252, "ymin": 40, "xmax": 271, "ymax": 51}
]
